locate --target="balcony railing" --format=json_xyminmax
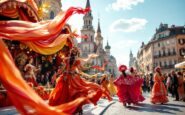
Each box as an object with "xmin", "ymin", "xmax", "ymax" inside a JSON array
[{"xmin": 154, "ymin": 53, "xmax": 176, "ymax": 58}]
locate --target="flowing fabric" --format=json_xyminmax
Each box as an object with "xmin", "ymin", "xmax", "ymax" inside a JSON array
[
  {"xmin": 114, "ymin": 75, "xmax": 143, "ymax": 104},
  {"xmin": 49, "ymin": 60, "xmax": 112, "ymax": 107},
  {"xmin": 108, "ymin": 77, "xmax": 117, "ymax": 96},
  {"xmin": 0, "ymin": 7, "xmax": 90, "ymax": 54},
  {"xmin": 132, "ymin": 76, "xmax": 145, "ymax": 102},
  {"xmin": 150, "ymin": 73, "xmax": 168, "ymax": 104},
  {"xmin": 0, "ymin": 39, "xmax": 88, "ymax": 115},
  {"xmin": 92, "ymin": 61, "xmax": 108, "ymax": 71},
  {"xmin": 0, "ymin": 5, "xmax": 93, "ymax": 114}
]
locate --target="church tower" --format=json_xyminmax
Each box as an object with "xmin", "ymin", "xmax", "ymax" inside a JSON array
[
  {"xmin": 79, "ymin": 0, "xmax": 95, "ymax": 57},
  {"xmin": 129, "ymin": 50, "xmax": 134, "ymax": 68},
  {"xmin": 105, "ymin": 40, "xmax": 111, "ymax": 56},
  {"xmin": 95, "ymin": 19, "xmax": 103, "ymax": 49}
]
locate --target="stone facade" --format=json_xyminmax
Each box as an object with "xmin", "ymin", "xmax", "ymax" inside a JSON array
[
  {"xmin": 137, "ymin": 23, "xmax": 185, "ymax": 74},
  {"xmin": 78, "ymin": 0, "xmax": 118, "ymax": 77}
]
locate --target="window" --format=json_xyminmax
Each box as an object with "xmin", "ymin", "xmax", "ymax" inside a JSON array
[
  {"xmin": 182, "ymin": 29, "xmax": 185, "ymax": 33},
  {"xmin": 169, "ymin": 60, "xmax": 172, "ymax": 65},
  {"xmin": 173, "ymin": 48, "xmax": 176, "ymax": 55},
  {"xmin": 158, "ymin": 43, "xmax": 160, "ymax": 47},
  {"xmin": 156, "ymin": 62, "xmax": 158, "ymax": 66},
  {"xmin": 159, "ymin": 51, "xmax": 161, "ymax": 57},
  {"xmin": 166, "ymin": 60, "xmax": 169, "ymax": 66},
  {"xmin": 50, "ymin": 11, "xmax": 54, "ymax": 19},
  {"xmin": 164, "ymin": 61, "xmax": 167, "ymax": 67},
  {"xmin": 179, "ymin": 48, "xmax": 185, "ymax": 56},
  {"xmin": 163, "ymin": 50, "xmax": 166, "ymax": 56},
  {"xmin": 174, "ymin": 60, "xmax": 177, "ymax": 64}
]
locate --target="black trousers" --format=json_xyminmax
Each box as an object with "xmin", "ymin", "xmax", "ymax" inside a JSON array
[{"xmin": 173, "ymin": 86, "xmax": 179, "ymax": 100}]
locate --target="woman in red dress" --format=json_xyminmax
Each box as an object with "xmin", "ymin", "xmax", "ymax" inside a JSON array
[
  {"xmin": 49, "ymin": 47, "xmax": 112, "ymax": 114},
  {"xmin": 114, "ymin": 65, "xmax": 141, "ymax": 106},
  {"xmin": 150, "ymin": 67, "xmax": 168, "ymax": 104},
  {"xmin": 130, "ymin": 67, "xmax": 145, "ymax": 103}
]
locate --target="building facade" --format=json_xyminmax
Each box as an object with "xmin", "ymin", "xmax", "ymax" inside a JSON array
[
  {"xmin": 35, "ymin": 0, "xmax": 62, "ymax": 20},
  {"xmin": 137, "ymin": 23, "xmax": 185, "ymax": 74},
  {"xmin": 78, "ymin": 0, "xmax": 118, "ymax": 76}
]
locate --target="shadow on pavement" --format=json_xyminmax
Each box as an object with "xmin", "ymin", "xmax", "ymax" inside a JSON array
[
  {"xmin": 126, "ymin": 103, "xmax": 183, "ymax": 114},
  {"xmin": 164, "ymin": 103, "xmax": 185, "ymax": 108}
]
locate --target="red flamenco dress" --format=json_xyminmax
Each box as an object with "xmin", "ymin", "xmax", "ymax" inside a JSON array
[
  {"xmin": 151, "ymin": 72, "xmax": 168, "ymax": 104},
  {"xmin": 114, "ymin": 65, "xmax": 142, "ymax": 105},
  {"xmin": 133, "ymin": 75, "xmax": 145, "ymax": 102},
  {"xmin": 114, "ymin": 75, "xmax": 139, "ymax": 104},
  {"xmin": 49, "ymin": 59, "xmax": 112, "ymax": 107}
]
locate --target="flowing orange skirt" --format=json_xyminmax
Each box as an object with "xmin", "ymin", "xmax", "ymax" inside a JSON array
[
  {"xmin": 49, "ymin": 73, "xmax": 112, "ymax": 107},
  {"xmin": 151, "ymin": 82, "xmax": 168, "ymax": 104}
]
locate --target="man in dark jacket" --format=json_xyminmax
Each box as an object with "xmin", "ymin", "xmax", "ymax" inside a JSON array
[{"xmin": 171, "ymin": 71, "xmax": 179, "ymax": 101}]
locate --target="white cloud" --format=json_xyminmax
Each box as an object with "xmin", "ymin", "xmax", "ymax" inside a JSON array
[
  {"xmin": 110, "ymin": 18, "xmax": 147, "ymax": 32},
  {"xmin": 106, "ymin": 0, "xmax": 144, "ymax": 11}
]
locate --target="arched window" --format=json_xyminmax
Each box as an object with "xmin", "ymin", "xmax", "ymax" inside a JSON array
[{"xmin": 50, "ymin": 11, "xmax": 54, "ymax": 19}]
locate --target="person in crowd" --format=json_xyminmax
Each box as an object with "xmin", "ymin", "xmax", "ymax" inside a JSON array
[
  {"xmin": 130, "ymin": 67, "xmax": 145, "ymax": 103},
  {"xmin": 142, "ymin": 76, "xmax": 147, "ymax": 93},
  {"xmin": 151, "ymin": 67, "xmax": 168, "ymax": 104},
  {"xmin": 146, "ymin": 74, "xmax": 150, "ymax": 92},
  {"xmin": 100, "ymin": 74, "xmax": 111, "ymax": 98},
  {"xmin": 108, "ymin": 75, "xmax": 117, "ymax": 97},
  {"xmin": 49, "ymin": 47, "xmax": 112, "ymax": 114},
  {"xmin": 149, "ymin": 73, "xmax": 154, "ymax": 92},
  {"xmin": 24, "ymin": 58, "xmax": 39, "ymax": 87},
  {"xmin": 171, "ymin": 70, "xmax": 179, "ymax": 101},
  {"xmin": 177, "ymin": 71, "xmax": 185, "ymax": 101},
  {"xmin": 166, "ymin": 73, "xmax": 172, "ymax": 96}
]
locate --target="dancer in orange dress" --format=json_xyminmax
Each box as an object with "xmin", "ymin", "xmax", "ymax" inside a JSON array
[
  {"xmin": 108, "ymin": 75, "xmax": 117, "ymax": 96},
  {"xmin": 100, "ymin": 74, "xmax": 111, "ymax": 97},
  {"xmin": 151, "ymin": 67, "xmax": 168, "ymax": 104},
  {"xmin": 49, "ymin": 47, "xmax": 112, "ymax": 114}
]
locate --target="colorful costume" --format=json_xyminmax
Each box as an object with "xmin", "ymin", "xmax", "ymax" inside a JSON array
[
  {"xmin": 151, "ymin": 67, "xmax": 168, "ymax": 104},
  {"xmin": 100, "ymin": 75, "xmax": 111, "ymax": 98},
  {"xmin": 130, "ymin": 67, "xmax": 145, "ymax": 102},
  {"xmin": 133, "ymin": 76, "xmax": 145, "ymax": 102},
  {"xmin": 24, "ymin": 62, "xmax": 38, "ymax": 86},
  {"xmin": 114, "ymin": 65, "xmax": 143, "ymax": 105},
  {"xmin": 177, "ymin": 73, "xmax": 185, "ymax": 100},
  {"xmin": 108, "ymin": 77, "xmax": 117, "ymax": 96},
  {"xmin": 49, "ymin": 58, "xmax": 112, "ymax": 107}
]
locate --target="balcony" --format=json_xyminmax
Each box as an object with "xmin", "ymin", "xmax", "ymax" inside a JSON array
[
  {"xmin": 154, "ymin": 53, "xmax": 176, "ymax": 58},
  {"xmin": 153, "ymin": 65, "xmax": 174, "ymax": 70},
  {"xmin": 161, "ymin": 65, "xmax": 174, "ymax": 69}
]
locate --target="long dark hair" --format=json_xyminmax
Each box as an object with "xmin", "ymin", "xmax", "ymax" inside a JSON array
[
  {"xmin": 122, "ymin": 71, "xmax": 127, "ymax": 77},
  {"xmin": 69, "ymin": 51, "xmax": 76, "ymax": 68}
]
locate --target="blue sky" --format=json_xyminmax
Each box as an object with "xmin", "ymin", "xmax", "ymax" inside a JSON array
[{"xmin": 61, "ymin": 0, "xmax": 185, "ymax": 66}]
